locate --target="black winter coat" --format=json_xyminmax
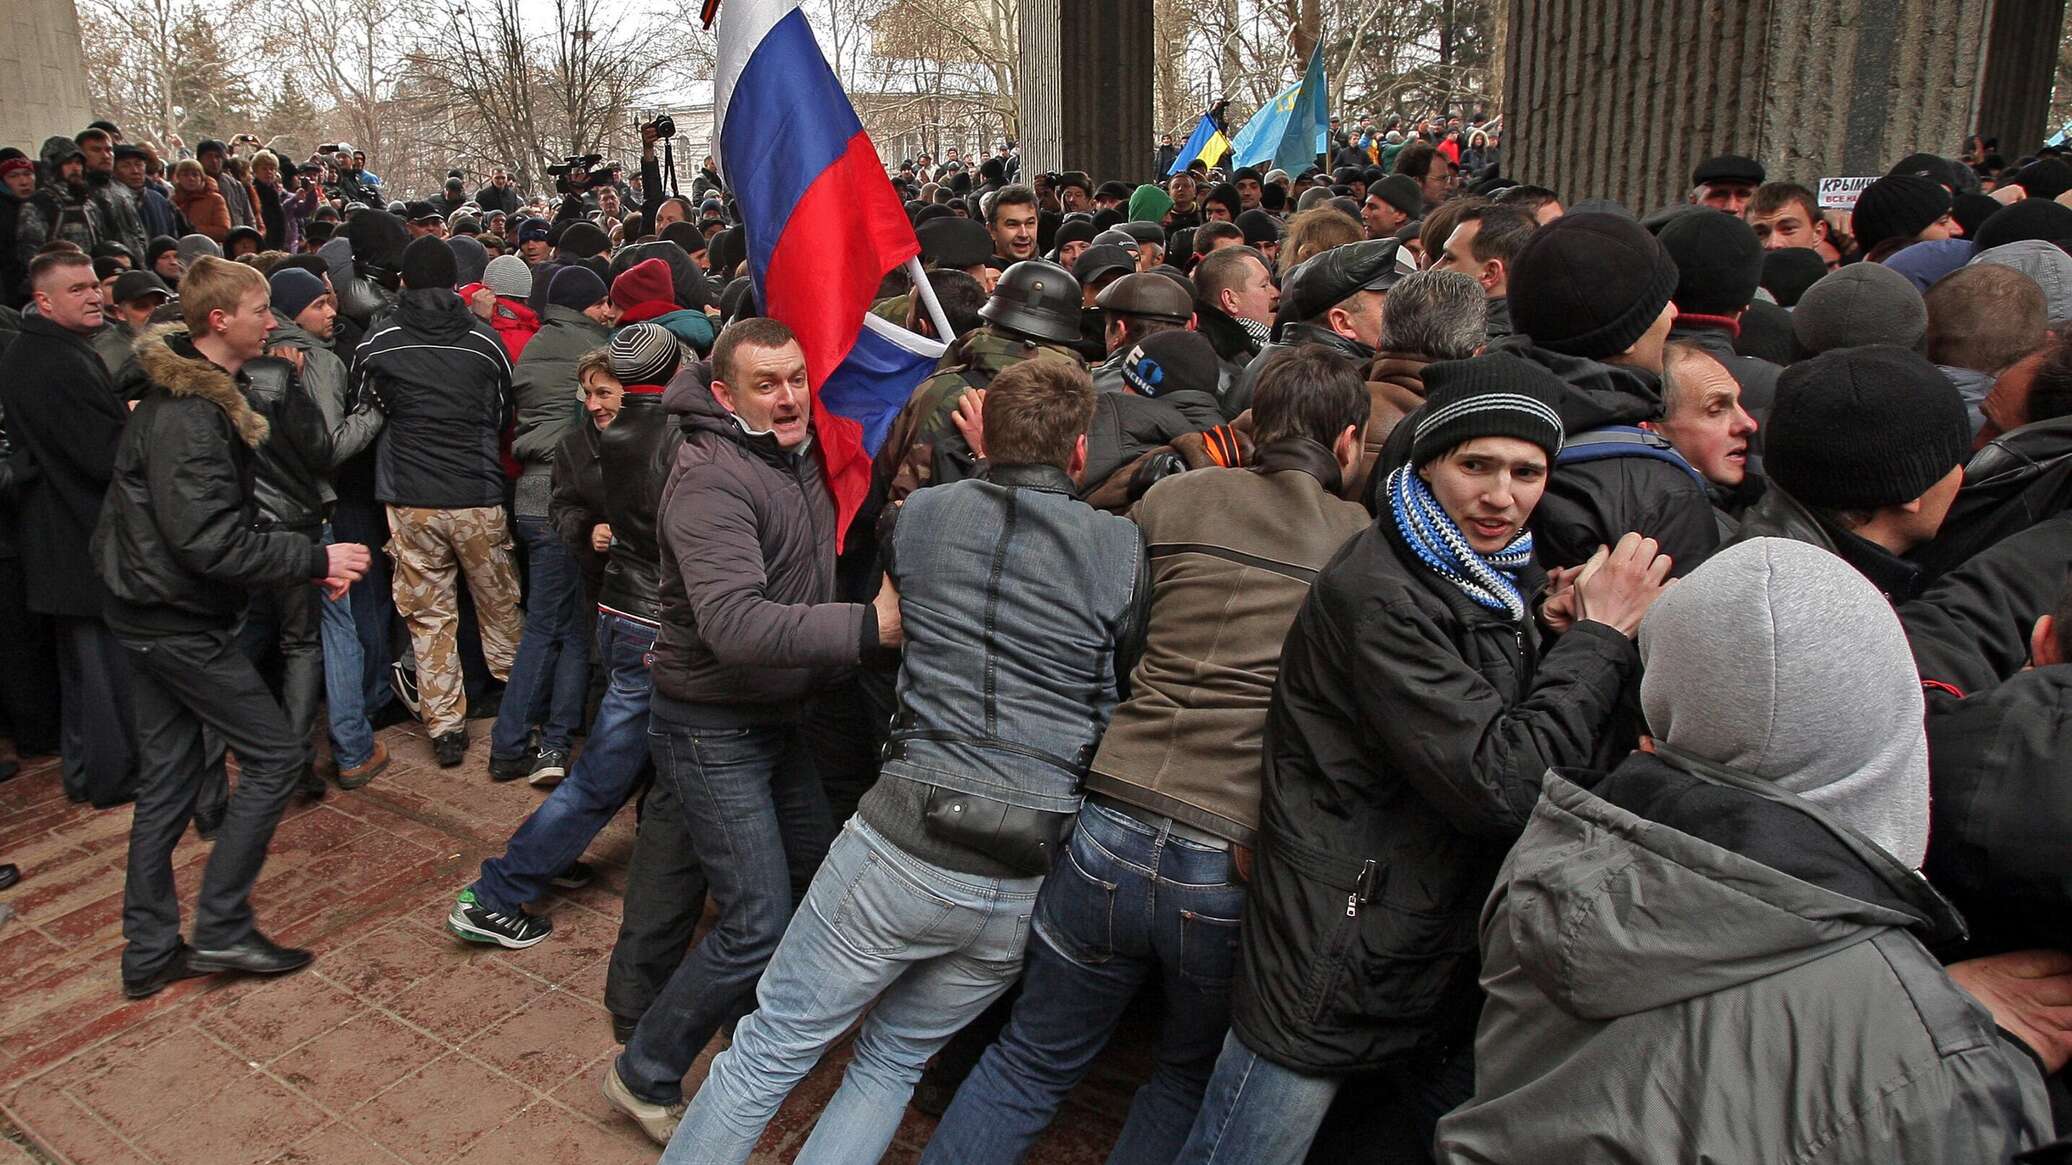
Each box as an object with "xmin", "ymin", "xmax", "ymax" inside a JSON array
[
  {"xmin": 1915, "ymin": 415, "xmax": 2072, "ymax": 581},
  {"xmin": 1495, "ymin": 338, "xmax": 1721, "ymax": 576},
  {"xmin": 0, "ymin": 314, "xmax": 129, "ymax": 616},
  {"xmin": 243, "ymin": 355, "xmax": 333, "ymax": 531},
  {"xmin": 1232, "ymin": 513, "xmax": 1639, "ymax": 1073},
  {"xmin": 354, "ymin": 288, "xmax": 513, "ymax": 509},
  {"xmin": 595, "ymin": 389, "xmax": 679, "ymax": 623},
  {"xmin": 549, "ymin": 413, "xmax": 608, "ymax": 601},
  {"xmin": 1902, "ymin": 513, "xmax": 2072, "ymax": 699},
  {"xmin": 91, "ymin": 328, "xmax": 328, "ymax": 637}
]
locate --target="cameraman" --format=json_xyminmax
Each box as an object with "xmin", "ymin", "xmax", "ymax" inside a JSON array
[{"xmin": 550, "ymin": 156, "xmax": 607, "ymax": 225}]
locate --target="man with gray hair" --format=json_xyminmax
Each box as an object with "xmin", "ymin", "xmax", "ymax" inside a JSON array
[{"xmin": 1351, "ymin": 268, "xmax": 1486, "ymax": 497}]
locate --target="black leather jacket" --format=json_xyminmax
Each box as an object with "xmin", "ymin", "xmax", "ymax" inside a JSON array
[
  {"xmin": 243, "ymin": 356, "xmax": 332, "ymax": 531},
  {"xmin": 596, "ymin": 389, "xmax": 680, "ymax": 622}
]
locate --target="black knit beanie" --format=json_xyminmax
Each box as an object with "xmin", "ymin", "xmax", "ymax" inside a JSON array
[
  {"xmin": 399, "ymin": 234, "xmax": 458, "ymax": 290},
  {"xmin": 1761, "ymin": 246, "xmax": 1829, "ymax": 308},
  {"xmin": 2014, "ymin": 158, "xmax": 2072, "ymax": 201},
  {"xmin": 1655, "ymin": 210, "xmax": 1764, "ymax": 316},
  {"xmin": 1409, "ymin": 353, "xmax": 1568, "ymax": 468},
  {"xmin": 1849, "ymin": 175, "xmax": 1950, "ymax": 251},
  {"xmin": 1971, "ymin": 198, "xmax": 2072, "ymax": 253},
  {"xmin": 1509, "ymin": 212, "xmax": 1679, "ymax": 359},
  {"xmin": 545, "ymin": 264, "xmax": 608, "ymax": 311},
  {"xmin": 1951, "ymin": 192, "xmax": 2002, "ymax": 241},
  {"xmin": 1765, "ymin": 345, "xmax": 1968, "ymax": 510}
]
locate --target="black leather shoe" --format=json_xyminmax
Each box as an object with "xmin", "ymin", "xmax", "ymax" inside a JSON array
[
  {"xmin": 122, "ymin": 944, "xmax": 206, "ymax": 999},
  {"xmin": 187, "ymin": 934, "xmax": 314, "ymax": 977},
  {"xmin": 0, "ymin": 863, "xmax": 18, "ymax": 891}
]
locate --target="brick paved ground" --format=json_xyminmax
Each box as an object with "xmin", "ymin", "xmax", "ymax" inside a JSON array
[{"xmin": 0, "ymin": 722, "xmax": 1148, "ymax": 1164}]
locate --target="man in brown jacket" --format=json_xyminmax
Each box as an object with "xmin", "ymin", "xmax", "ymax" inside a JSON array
[{"xmin": 920, "ymin": 345, "xmax": 1372, "ymax": 1165}]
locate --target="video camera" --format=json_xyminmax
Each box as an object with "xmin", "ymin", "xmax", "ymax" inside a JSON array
[{"xmin": 548, "ymin": 154, "xmax": 611, "ymax": 196}]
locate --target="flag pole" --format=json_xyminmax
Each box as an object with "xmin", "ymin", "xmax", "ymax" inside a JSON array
[{"xmin": 905, "ymin": 256, "xmax": 955, "ymax": 341}]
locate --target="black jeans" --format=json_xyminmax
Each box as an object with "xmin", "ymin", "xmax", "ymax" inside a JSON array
[
  {"xmin": 118, "ymin": 628, "xmax": 306, "ymax": 981},
  {"xmin": 603, "ymin": 746, "xmax": 710, "ymax": 1029},
  {"xmin": 54, "ymin": 615, "xmax": 136, "ymax": 806},
  {"xmin": 237, "ymin": 568, "xmax": 324, "ymax": 772},
  {"xmin": 0, "ymin": 554, "xmax": 60, "ymax": 755}
]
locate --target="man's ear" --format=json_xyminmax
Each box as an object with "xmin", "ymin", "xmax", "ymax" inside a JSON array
[
  {"xmin": 2032, "ymin": 614, "xmax": 2061, "ymax": 668},
  {"xmin": 1331, "ymin": 423, "xmax": 1361, "ymax": 475}
]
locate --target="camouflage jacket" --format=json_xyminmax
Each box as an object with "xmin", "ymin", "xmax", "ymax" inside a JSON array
[{"xmin": 871, "ymin": 325, "xmax": 1083, "ymax": 505}]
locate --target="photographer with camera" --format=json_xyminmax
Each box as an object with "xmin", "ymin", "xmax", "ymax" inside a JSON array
[{"xmin": 639, "ymin": 116, "xmax": 702, "ymax": 235}]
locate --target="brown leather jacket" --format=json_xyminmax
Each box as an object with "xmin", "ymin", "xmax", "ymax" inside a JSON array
[{"xmin": 1349, "ymin": 349, "xmax": 1434, "ymax": 500}]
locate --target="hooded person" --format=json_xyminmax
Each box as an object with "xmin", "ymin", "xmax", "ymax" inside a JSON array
[
  {"xmin": 1183, "ymin": 353, "xmax": 1672, "ymax": 1163},
  {"xmin": 338, "ymin": 209, "xmax": 410, "ymax": 328},
  {"xmin": 1881, "ymin": 237, "xmax": 1974, "ymax": 292},
  {"xmin": 1490, "ymin": 211, "xmax": 1722, "ymax": 575},
  {"xmin": 19, "ymin": 137, "xmax": 112, "ymax": 265},
  {"xmin": 1434, "ymin": 537, "xmax": 2055, "ymax": 1165}
]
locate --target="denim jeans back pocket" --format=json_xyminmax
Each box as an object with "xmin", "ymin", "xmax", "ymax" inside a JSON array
[
  {"xmin": 1176, "ymin": 908, "xmax": 1241, "ymax": 991},
  {"xmin": 831, "ymin": 850, "xmax": 957, "ymax": 956},
  {"xmin": 1035, "ymin": 838, "xmax": 1118, "ymax": 966}
]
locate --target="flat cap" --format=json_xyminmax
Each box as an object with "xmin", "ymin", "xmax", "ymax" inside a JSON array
[
  {"xmin": 1279, "ymin": 238, "xmax": 1413, "ymax": 323},
  {"xmin": 1691, "ymin": 154, "xmax": 1765, "ymax": 186},
  {"xmin": 1073, "ymin": 244, "xmax": 1137, "ymax": 286},
  {"xmin": 1096, "ymin": 271, "xmax": 1194, "ymax": 322}
]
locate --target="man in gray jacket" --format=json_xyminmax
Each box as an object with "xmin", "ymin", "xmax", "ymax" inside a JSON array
[
  {"xmin": 1436, "ymin": 538, "xmax": 2056, "ymax": 1164},
  {"xmin": 603, "ymin": 317, "xmax": 903, "ymax": 1143}
]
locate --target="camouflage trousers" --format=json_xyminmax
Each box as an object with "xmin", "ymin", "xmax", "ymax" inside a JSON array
[{"xmin": 385, "ymin": 505, "xmax": 524, "ymax": 738}]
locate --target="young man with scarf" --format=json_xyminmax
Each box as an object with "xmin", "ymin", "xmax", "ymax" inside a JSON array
[{"xmin": 1174, "ymin": 352, "xmax": 1674, "ymax": 1164}]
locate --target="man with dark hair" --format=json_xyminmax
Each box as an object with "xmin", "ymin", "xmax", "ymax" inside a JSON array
[
  {"xmin": 1231, "ymin": 167, "xmax": 1265, "ymax": 212},
  {"xmin": 1491, "ymin": 183, "xmax": 1564, "ymax": 224},
  {"xmin": 925, "ymin": 347, "xmax": 1370, "ymax": 1164},
  {"xmin": 76, "ymin": 127, "xmax": 147, "ymax": 260},
  {"xmin": 905, "ymin": 268, "xmax": 986, "ymax": 341},
  {"xmin": 110, "ymin": 143, "xmax": 178, "ymax": 242},
  {"xmin": 1433, "ymin": 204, "xmax": 1534, "ymax": 340},
  {"xmin": 603, "ymin": 317, "xmax": 906, "ymax": 1145},
  {"xmin": 0, "ymin": 252, "xmax": 137, "ymax": 807},
  {"xmin": 988, "ymin": 184, "xmax": 1041, "ymax": 265},
  {"xmin": 1392, "ymin": 141, "xmax": 1456, "ymax": 211},
  {"xmin": 353, "ymin": 234, "xmax": 523, "ymax": 766},
  {"xmin": 17, "ymin": 137, "xmax": 109, "ymax": 270},
  {"xmin": 664, "ymin": 356, "xmax": 1143, "ymax": 1165},
  {"xmin": 1745, "ymin": 181, "xmax": 1840, "ymax": 267},
  {"xmin": 195, "ymin": 139, "xmax": 255, "ymax": 230}
]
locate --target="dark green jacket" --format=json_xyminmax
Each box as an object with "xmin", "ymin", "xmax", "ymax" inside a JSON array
[{"xmin": 1436, "ymin": 754, "xmax": 2054, "ymax": 1164}]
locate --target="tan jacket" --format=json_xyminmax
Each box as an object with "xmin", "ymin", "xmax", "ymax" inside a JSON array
[{"xmin": 1084, "ymin": 440, "xmax": 1369, "ymax": 844}]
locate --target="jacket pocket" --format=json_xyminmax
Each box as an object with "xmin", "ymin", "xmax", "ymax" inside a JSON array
[{"xmin": 1313, "ymin": 903, "xmax": 1481, "ymax": 1034}]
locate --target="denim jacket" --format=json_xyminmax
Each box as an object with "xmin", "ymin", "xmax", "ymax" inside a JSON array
[{"xmin": 880, "ymin": 462, "xmax": 1147, "ymax": 814}]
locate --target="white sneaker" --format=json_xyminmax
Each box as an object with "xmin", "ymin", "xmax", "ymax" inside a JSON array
[{"xmin": 601, "ymin": 1062, "xmax": 685, "ymax": 1145}]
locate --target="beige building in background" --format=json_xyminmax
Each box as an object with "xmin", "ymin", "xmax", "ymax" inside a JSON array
[{"xmin": 1, "ymin": 0, "xmax": 92, "ymax": 152}]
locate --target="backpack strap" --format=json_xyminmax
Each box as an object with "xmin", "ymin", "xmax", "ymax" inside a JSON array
[{"xmin": 1555, "ymin": 425, "xmax": 1707, "ymax": 488}]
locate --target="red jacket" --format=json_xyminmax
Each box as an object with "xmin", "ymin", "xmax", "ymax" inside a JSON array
[{"xmin": 461, "ymin": 283, "xmax": 540, "ymax": 361}]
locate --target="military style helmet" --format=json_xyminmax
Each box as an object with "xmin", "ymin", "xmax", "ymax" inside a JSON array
[{"xmin": 979, "ymin": 259, "xmax": 1083, "ymax": 344}]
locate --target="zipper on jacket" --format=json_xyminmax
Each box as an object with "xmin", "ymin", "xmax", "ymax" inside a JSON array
[{"xmin": 1347, "ymin": 859, "xmax": 1377, "ymax": 917}]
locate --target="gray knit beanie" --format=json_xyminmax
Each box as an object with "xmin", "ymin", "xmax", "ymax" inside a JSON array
[
  {"xmin": 482, "ymin": 254, "xmax": 533, "ymax": 301},
  {"xmin": 1790, "ymin": 263, "xmax": 1927, "ymax": 355},
  {"xmin": 1640, "ymin": 537, "xmax": 1930, "ymax": 868}
]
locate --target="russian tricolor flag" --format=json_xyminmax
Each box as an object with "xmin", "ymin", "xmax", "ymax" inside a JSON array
[{"xmin": 715, "ymin": 0, "xmax": 935, "ymax": 545}]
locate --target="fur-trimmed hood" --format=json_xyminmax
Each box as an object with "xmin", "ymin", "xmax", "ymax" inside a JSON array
[{"xmin": 134, "ymin": 323, "xmax": 270, "ymax": 448}]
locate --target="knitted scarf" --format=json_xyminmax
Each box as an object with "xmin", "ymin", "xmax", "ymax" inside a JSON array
[{"xmin": 1388, "ymin": 466, "xmax": 1534, "ymax": 622}]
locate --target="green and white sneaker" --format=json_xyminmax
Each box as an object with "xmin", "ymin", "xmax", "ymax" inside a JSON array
[{"xmin": 446, "ymin": 888, "xmax": 553, "ymax": 949}]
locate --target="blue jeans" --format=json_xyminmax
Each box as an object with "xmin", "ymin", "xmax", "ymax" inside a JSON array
[
  {"xmin": 615, "ymin": 708, "xmax": 833, "ymax": 1105},
  {"xmin": 661, "ymin": 817, "xmax": 1040, "ymax": 1165},
  {"xmin": 317, "ymin": 520, "xmax": 390, "ymax": 770},
  {"xmin": 490, "ymin": 516, "xmax": 590, "ymax": 757},
  {"xmin": 1171, "ymin": 1031, "xmax": 1343, "ymax": 1164},
  {"xmin": 923, "ymin": 800, "xmax": 1243, "ymax": 1165},
  {"xmin": 473, "ymin": 613, "xmax": 657, "ymax": 913}
]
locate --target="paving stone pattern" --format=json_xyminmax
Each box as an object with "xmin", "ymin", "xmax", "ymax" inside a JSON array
[{"xmin": 0, "ymin": 723, "xmax": 1144, "ymax": 1163}]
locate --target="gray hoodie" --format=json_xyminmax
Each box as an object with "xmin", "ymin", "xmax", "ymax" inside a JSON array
[{"xmin": 1436, "ymin": 539, "xmax": 2051, "ymax": 1164}]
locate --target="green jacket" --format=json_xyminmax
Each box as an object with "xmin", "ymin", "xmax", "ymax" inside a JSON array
[
  {"xmin": 871, "ymin": 325, "xmax": 1081, "ymax": 504},
  {"xmin": 1436, "ymin": 754, "xmax": 2054, "ymax": 1164},
  {"xmin": 512, "ymin": 305, "xmax": 608, "ymax": 468}
]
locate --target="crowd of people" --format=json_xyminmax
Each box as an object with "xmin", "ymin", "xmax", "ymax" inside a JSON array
[{"xmin": 3, "ymin": 102, "xmax": 2072, "ymax": 1164}]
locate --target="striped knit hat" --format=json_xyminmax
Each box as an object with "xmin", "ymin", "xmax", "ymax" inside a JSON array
[
  {"xmin": 1408, "ymin": 353, "xmax": 1567, "ymax": 469},
  {"xmin": 609, "ymin": 322, "xmax": 680, "ymax": 387},
  {"xmin": 483, "ymin": 254, "xmax": 532, "ymax": 300}
]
